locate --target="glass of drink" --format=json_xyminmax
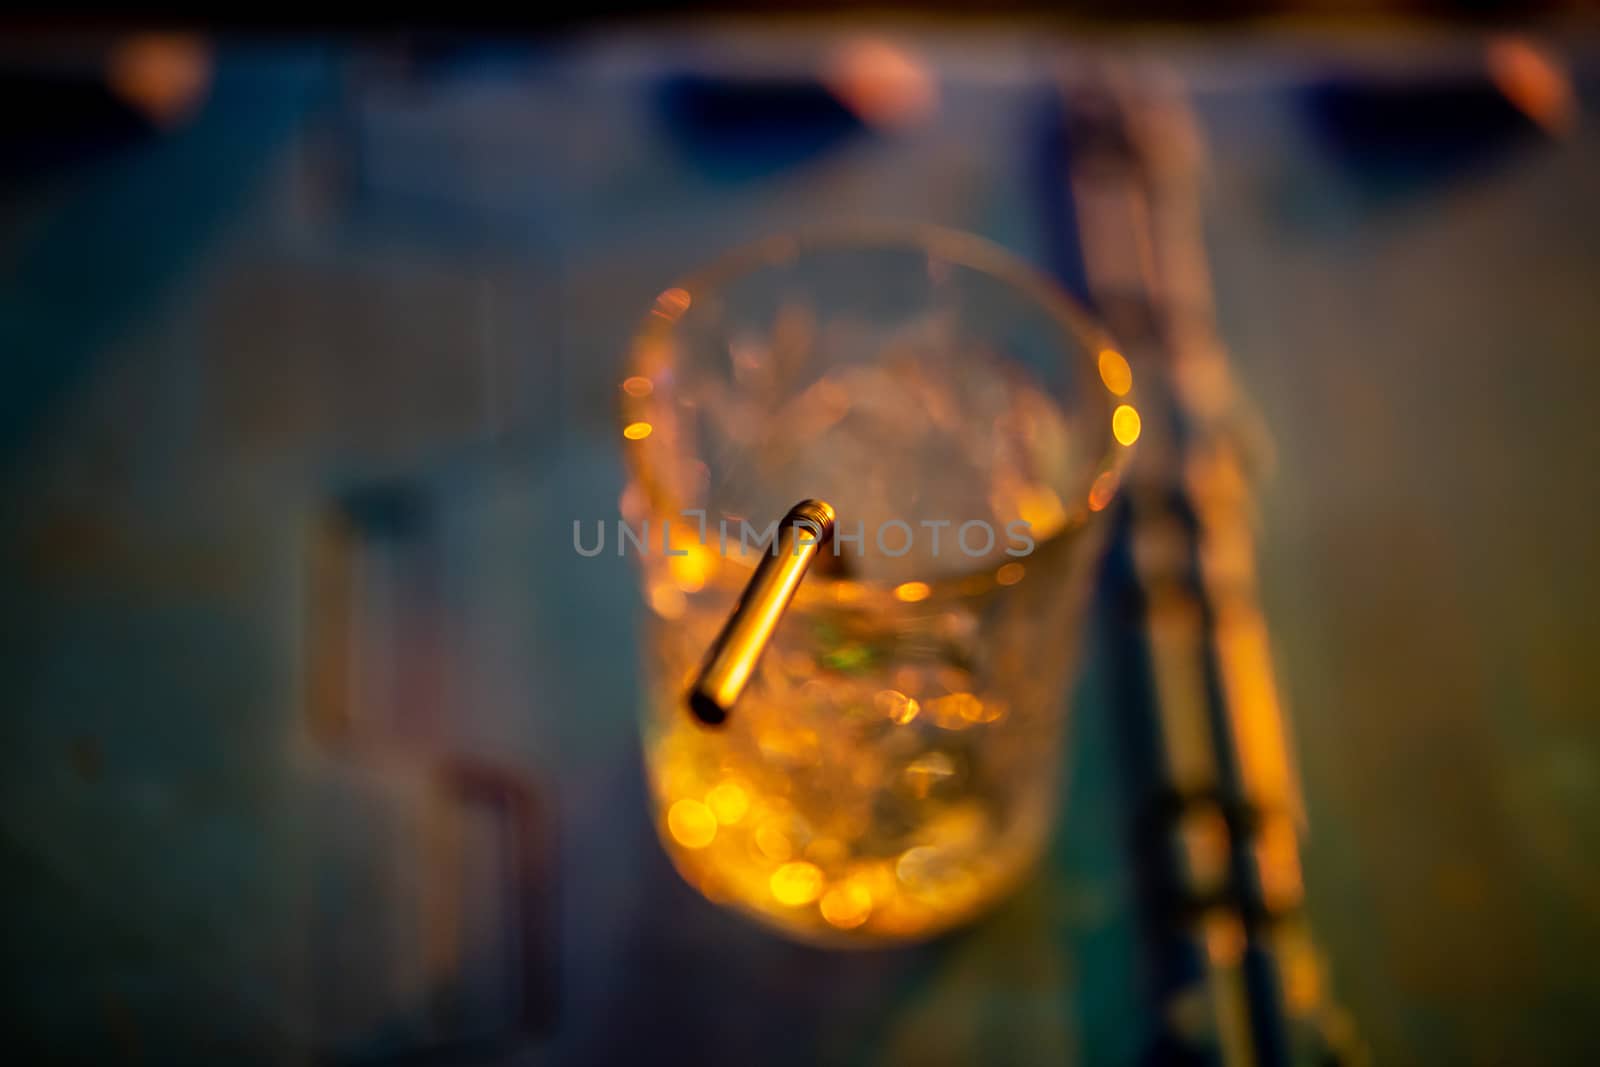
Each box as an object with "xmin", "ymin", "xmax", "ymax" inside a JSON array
[{"xmin": 620, "ymin": 223, "xmax": 1135, "ymax": 945}]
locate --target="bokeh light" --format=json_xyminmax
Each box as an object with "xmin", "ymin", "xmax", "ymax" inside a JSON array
[
  {"xmin": 1113, "ymin": 405, "xmax": 1142, "ymax": 447},
  {"xmin": 667, "ymin": 799, "xmax": 717, "ymax": 849},
  {"xmin": 1098, "ymin": 348, "xmax": 1133, "ymax": 396},
  {"xmin": 770, "ymin": 861, "xmax": 825, "ymax": 906}
]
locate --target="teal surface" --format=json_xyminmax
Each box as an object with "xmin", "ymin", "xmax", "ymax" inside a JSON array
[{"xmin": 3, "ymin": 34, "xmax": 1597, "ymax": 1065}]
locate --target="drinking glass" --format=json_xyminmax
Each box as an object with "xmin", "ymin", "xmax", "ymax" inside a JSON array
[{"xmin": 620, "ymin": 223, "xmax": 1134, "ymax": 945}]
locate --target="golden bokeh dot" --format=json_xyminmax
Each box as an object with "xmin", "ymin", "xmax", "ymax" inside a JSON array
[
  {"xmin": 820, "ymin": 881, "xmax": 874, "ymax": 930},
  {"xmin": 623, "ymin": 421, "xmax": 653, "ymax": 441},
  {"xmin": 1088, "ymin": 469, "xmax": 1120, "ymax": 512},
  {"xmin": 1098, "ymin": 348, "xmax": 1133, "ymax": 396},
  {"xmin": 668, "ymin": 543, "xmax": 715, "ymax": 593},
  {"xmin": 706, "ymin": 782, "xmax": 750, "ymax": 825},
  {"xmin": 1015, "ymin": 485, "xmax": 1066, "ymax": 538},
  {"xmin": 893, "ymin": 581, "xmax": 931, "ymax": 603},
  {"xmin": 853, "ymin": 863, "xmax": 900, "ymax": 905},
  {"xmin": 995, "ymin": 562, "xmax": 1025, "ymax": 586},
  {"xmin": 874, "ymin": 689, "xmax": 921, "ymax": 725},
  {"xmin": 667, "ymin": 798, "xmax": 717, "ymax": 849},
  {"xmin": 649, "ymin": 583, "xmax": 686, "ymax": 620},
  {"xmin": 948, "ymin": 693, "xmax": 987, "ymax": 723},
  {"xmin": 621, "ymin": 375, "xmax": 654, "ymax": 398},
  {"xmin": 754, "ymin": 819, "xmax": 795, "ymax": 862},
  {"xmin": 770, "ymin": 861, "xmax": 825, "ymax": 906},
  {"xmin": 1112, "ymin": 405, "xmax": 1142, "ymax": 447},
  {"xmin": 927, "ymin": 693, "xmax": 981, "ymax": 730}
]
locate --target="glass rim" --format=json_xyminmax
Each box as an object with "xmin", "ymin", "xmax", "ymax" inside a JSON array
[{"xmin": 620, "ymin": 220, "xmax": 1137, "ymax": 595}]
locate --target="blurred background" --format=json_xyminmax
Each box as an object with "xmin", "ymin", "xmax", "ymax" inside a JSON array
[{"xmin": 2, "ymin": 6, "xmax": 1598, "ymax": 1065}]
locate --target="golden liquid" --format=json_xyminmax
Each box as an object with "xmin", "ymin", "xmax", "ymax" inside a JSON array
[
  {"xmin": 639, "ymin": 527, "xmax": 1084, "ymax": 945},
  {"xmin": 632, "ymin": 339, "xmax": 1106, "ymax": 943}
]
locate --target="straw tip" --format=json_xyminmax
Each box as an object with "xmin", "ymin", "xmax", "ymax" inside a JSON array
[
  {"xmin": 688, "ymin": 688, "xmax": 728, "ymax": 727},
  {"xmin": 788, "ymin": 499, "xmax": 836, "ymax": 541}
]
